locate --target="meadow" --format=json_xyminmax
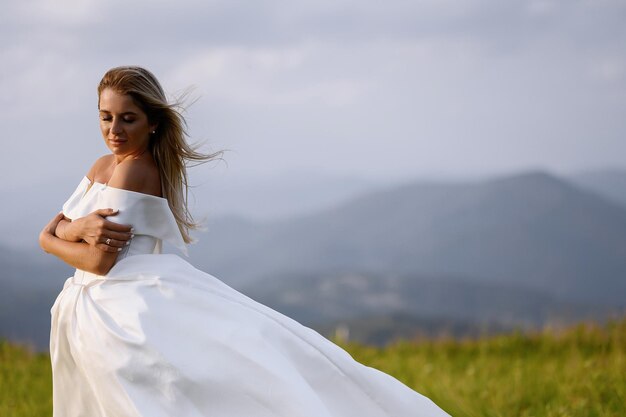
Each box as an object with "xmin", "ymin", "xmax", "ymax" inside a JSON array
[{"xmin": 1, "ymin": 319, "xmax": 624, "ymax": 416}]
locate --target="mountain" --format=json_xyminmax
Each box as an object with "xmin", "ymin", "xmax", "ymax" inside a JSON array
[
  {"xmin": 3, "ymin": 169, "xmax": 626, "ymax": 349},
  {"xmin": 192, "ymin": 170, "xmax": 626, "ymax": 307},
  {"xmin": 568, "ymin": 168, "xmax": 626, "ymax": 208},
  {"xmin": 190, "ymin": 169, "xmax": 383, "ymax": 221}
]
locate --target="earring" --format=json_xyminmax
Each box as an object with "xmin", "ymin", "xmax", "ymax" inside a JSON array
[{"xmin": 151, "ymin": 130, "xmax": 156, "ymax": 134}]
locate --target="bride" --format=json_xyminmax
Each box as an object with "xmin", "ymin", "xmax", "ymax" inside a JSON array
[{"xmin": 39, "ymin": 66, "xmax": 450, "ymax": 417}]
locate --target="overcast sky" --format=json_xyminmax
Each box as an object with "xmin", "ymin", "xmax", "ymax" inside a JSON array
[{"xmin": 2, "ymin": 0, "xmax": 625, "ymax": 190}]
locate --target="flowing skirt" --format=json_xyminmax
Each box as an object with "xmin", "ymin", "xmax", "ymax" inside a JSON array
[{"xmin": 50, "ymin": 254, "xmax": 449, "ymax": 416}]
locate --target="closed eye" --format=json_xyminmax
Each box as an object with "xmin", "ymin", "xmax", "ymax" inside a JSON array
[{"xmin": 99, "ymin": 116, "xmax": 136, "ymax": 123}]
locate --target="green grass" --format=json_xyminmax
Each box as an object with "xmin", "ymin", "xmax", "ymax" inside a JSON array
[
  {"xmin": 0, "ymin": 341, "xmax": 52, "ymax": 417},
  {"xmin": 1, "ymin": 319, "xmax": 624, "ymax": 416},
  {"xmin": 337, "ymin": 319, "xmax": 626, "ymax": 416}
]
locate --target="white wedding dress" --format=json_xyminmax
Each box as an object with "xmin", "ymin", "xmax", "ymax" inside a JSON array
[{"xmin": 50, "ymin": 176, "xmax": 450, "ymax": 417}]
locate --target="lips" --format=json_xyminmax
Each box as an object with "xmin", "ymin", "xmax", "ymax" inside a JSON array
[{"xmin": 109, "ymin": 139, "xmax": 127, "ymax": 145}]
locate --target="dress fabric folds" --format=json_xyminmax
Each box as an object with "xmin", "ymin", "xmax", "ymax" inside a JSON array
[{"xmin": 50, "ymin": 177, "xmax": 450, "ymax": 417}]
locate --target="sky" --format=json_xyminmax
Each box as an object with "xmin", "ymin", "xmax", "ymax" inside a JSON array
[{"xmin": 2, "ymin": 0, "xmax": 625, "ymax": 190}]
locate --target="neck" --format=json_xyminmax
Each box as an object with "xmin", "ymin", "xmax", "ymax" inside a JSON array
[{"xmin": 114, "ymin": 146, "xmax": 149, "ymax": 164}]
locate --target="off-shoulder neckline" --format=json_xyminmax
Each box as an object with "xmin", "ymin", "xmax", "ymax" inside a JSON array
[{"xmin": 84, "ymin": 176, "xmax": 166, "ymax": 200}]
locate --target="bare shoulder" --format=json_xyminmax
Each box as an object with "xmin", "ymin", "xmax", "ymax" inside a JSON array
[
  {"xmin": 107, "ymin": 157, "xmax": 162, "ymax": 197},
  {"xmin": 86, "ymin": 155, "xmax": 115, "ymax": 182}
]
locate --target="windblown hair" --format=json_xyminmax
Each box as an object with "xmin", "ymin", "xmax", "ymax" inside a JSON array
[{"xmin": 97, "ymin": 66, "xmax": 222, "ymax": 244}]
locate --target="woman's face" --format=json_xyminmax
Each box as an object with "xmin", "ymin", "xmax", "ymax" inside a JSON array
[{"xmin": 98, "ymin": 88, "xmax": 156, "ymax": 158}]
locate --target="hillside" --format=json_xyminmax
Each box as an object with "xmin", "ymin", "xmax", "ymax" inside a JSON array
[{"xmin": 249, "ymin": 270, "xmax": 611, "ymax": 345}]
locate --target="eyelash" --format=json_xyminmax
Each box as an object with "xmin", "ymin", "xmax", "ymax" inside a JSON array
[{"xmin": 100, "ymin": 117, "xmax": 135, "ymax": 123}]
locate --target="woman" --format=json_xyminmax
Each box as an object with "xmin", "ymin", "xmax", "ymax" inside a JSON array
[{"xmin": 39, "ymin": 66, "xmax": 450, "ymax": 416}]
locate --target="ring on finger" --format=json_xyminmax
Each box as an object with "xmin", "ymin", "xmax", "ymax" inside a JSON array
[{"xmin": 105, "ymin": 238, "xmax": 112, "ymax": 245}]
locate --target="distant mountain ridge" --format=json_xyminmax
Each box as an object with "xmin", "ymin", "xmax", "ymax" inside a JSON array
[
  {"xmin": 569, "ymin": 168, "xmax": 626, "ymax": 208},
  {"xmin": 3, "ymin": 168, "xmax": 626, "ymax": 349},
  {"xmin": 193, "ymin": 170, "xmax": 626, "ymax": 306}
]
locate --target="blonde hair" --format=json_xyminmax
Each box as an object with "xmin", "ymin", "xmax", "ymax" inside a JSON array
[{"xmin": 97, "ymin": 66, "xmax": 223, "ymax": 244}]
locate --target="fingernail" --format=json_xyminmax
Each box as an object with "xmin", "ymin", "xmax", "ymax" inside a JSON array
[
  {"xmin": 130, "ymin": 228, "xmax": 135, "ymax": 232},
  {"xmin": 125, "ymin": 241, "xmax": 130, "ymax": 246},
  {"xmin": 117, "ymin": 248, "xmax": 122, "ymax": 252},
  {"xmin": 130, "ymin": 234, "xmax": 135, "ymax": 238}
]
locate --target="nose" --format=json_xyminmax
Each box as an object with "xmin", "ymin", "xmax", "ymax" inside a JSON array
[{"xmin": 110, "ymin": 117, "xmax": 124, "ymax": 135}]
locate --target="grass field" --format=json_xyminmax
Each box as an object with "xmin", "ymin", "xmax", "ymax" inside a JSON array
[{"xmin": 1, "ymin": 319, "xmax": 624, "ymax": 416}]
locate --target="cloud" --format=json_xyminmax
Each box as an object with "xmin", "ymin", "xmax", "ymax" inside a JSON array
[
  {"xmin": 15, "ymin": 0, "xmax": 99, "ymax": 25},
  {"xmin": 169, "ymin": 44, "xmax": 368, "ymax": 107},
  {"xmin": 2, "ymin": 0, "xmax": 626, "ymax": 185}
]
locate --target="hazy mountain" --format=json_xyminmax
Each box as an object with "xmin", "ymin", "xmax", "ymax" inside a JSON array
[
  {"xmin": 191, "ymin": 169, "xmax": 385, "ymax": 221},
  {"xmin": 568, "ymin": 168, "xmax": 626, "ymax": 208},
  {"xmin": 3, "ymin": 169, "xmax": 626, "ymax": 349},
  {"xmin": 192, "ymin": 170, "xmax": 626, "ymax": 307}
]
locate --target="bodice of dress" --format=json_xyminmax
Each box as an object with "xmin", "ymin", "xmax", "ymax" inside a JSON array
[{"xmin": 62, "ymin": 176, "xmax": 187, "ymax": 272}]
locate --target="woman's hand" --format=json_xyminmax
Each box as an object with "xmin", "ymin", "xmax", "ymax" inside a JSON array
[
  {"xmin": 39, "ymin": 211, "xmax": 121, "ymax": 275},
  {"xmin": 64, "ymin": 209, "xmax": 134, "ymax": 253}
]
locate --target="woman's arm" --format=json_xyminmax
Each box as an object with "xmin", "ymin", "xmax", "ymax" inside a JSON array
[
  {"xmin": 39, "ymin": 213, "xmax": 119, "ymax": 276},
  {"xmin": 44, "ymin": 156, "xmax": 155, "ymax": 274}
]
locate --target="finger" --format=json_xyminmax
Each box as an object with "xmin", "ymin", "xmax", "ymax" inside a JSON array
[
  {"xmin": 102, "ymin": 219, "xmax": 133, "ymax": 233},
  {"xmin": 103, "ymin": 230, "xmax": 134, "ymax": 242},
  {"xmin": 95, "ymin": 243, "xmax": 122, "ymax": 253},
  {"xmin": 95, "ymin": 208, "xmax": 119, "ymax": 217},
  {"xmin": 100, "ymin": 237, "xmax": 128, "ymax": 248}
]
